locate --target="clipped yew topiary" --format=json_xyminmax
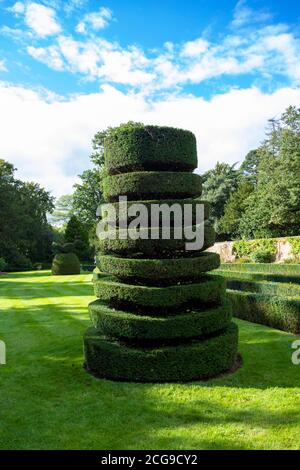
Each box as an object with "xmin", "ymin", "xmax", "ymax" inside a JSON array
[
  {"xmin": 51, "ymin": 242, "xmax": 80, "ymax": 275},
  {"xmin": 84, "ymin": 123, "xmax": 239, "ymax": 382},
  {"xmin": 51, "ymin": 253, "xmax": 80, "ymax": 275}
]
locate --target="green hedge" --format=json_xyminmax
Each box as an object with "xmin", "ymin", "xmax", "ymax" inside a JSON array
[
  {"xmin": 226, "ymin": 278, "xmax": 300, "ymax": 297},
  {"xmin": 228, "ymin": 290, "xmax": 300, "ymax": 334},
  {"xmin": 89, "ymin": 299, "xmax": 232, "ymax": 341},
  {"xmin": 104, "ymin": 123, "xmax": 197, "ymax": 174},
  {"xmin": 51, "ymin": 253, "xmax": 80, "ymax": 275},
  {"xmin": 217, "ymin": 269, "xmax": 300, "ymax": 285},
  {"xmin": 97, "ymin": 252, "xmax": 220, "ymax": 284},
  {"xmin": 100, "ymin": 197, "xmax": 210, "ymax": 228},
  {"xmin": 102, "ymin": 172, "xmax": 202, "ymax": 202},
  {"xmin": 96, "ymin": 222, "xmax": 215, "ymax": 257},
  {"xmin": 94, "ymin": 275, "xmax": 226, "ymax": 310},
  {"xmin": 220, "ymin": 263, "xmax": 300, "ymax": 274},
  {"xmin": 84, "ymin": 322, "xmax": 238, "ymax": 382}
]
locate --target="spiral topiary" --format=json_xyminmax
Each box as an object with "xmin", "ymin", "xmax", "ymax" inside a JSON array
[{"xmin": 83, "ymin": 123, "xmax": 239, "ymax": 382}]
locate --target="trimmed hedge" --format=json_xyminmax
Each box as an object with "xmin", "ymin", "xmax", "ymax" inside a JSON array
[
  {"xmin": 102, "ymin": 172, "xmax": 202, "ymax": 202},
  {"xmin": 217, "ymin": 269, "xmax": 300, "ymax": 285},
  {"xmin": 96, "ymin": 222, "xmax": 215, "ymax": 257},
  {"xmin": 104, "ymin": 123, "xmax": 197, "ymax": 174},
  {"xmin": 100, "ymin": 197, "xmax": 210, "ymax": 228},
  {"xmin": 94, "ymin": 275, "xmax": 226, "ymax": 310},
  {"xmin": 92, "ymin": 267, "xmax": 108, "ymax": 282},
  {"xmin": 97, "ymin": 252, "xmax": 220, "ymax": 283},
  {"xmin": 51, "ymin": 253, "xmax": 80, "ymax": 275},
  {"xmin": 228, "ymin": 290, "xmax": 300, "ymax": 334},
  {"xmin": 89, "ymin": 299, "xmax": 232, "ymax": 341},
  {"xmin": 226, "ymin": 278, "xmax": 300, "ymax": 298},
  {"xmin": 220, "ymin": 263, "xmax": 300, "ymax": 275},
  {"xmin": 84, "ymin": 322, "xmax": 238, "ymax": 382}
]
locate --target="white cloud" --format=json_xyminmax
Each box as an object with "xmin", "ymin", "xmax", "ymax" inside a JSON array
[
  {"xmin": 181, "ymin": 38, "xmax": 209, "ymax": 57},
  {"xmin": 231, "ymin": 0, "xmax": 271, "ymax": 28},
  {"xmin": 1, "ymin": 82, "xmax": 299, "ymax": 196},
  {"xmin": 8, "ymin": 1, "xmax": 25, "ymax": 14},
  {"xmin": 9, "ymin": 2, "xmax": 61, "ymax": 37},
  {"xmin": 27, "ymin": 45, "xmax": 65, "ymax": 70},
  {"xmin": 76, "ymin": 6, "xmax": 113, "ymax": 34},
  {"xmin": 0, "ymin": 60, "xmax": 8, "ymax": 72}
]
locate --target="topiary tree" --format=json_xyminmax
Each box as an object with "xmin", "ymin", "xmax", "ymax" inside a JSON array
[
  {"xmin": 83, "ymin": 123, "xmax": 239, "ymax": 382},
  {"xmin": 51, "ymin": 242, "xmax": 80, "ymax": 275}
]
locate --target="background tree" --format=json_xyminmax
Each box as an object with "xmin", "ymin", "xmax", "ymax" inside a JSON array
[
  {"xmin": 65, "ymin": 215, "xmax": 91, "ymax": 261},
  {"xmin": 0, "ymin": 160, "xmax": 55, "ymax": 270},
  {"xmin": 50, "ymin": 194, "xmax": 74, "ymax": 226},
  {"xmin": 201, "ymin": 162, "xmax": 241, "ymax": 239}
]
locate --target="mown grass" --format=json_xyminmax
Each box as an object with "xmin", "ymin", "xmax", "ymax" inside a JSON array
[{"xmin": 0, "ymin": 271, "xmax": 300, "ymax": 450}]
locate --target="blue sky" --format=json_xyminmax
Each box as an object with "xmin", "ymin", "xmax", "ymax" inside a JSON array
[{"xmin": 0, "ymin": 0, "xmax": 299, "ymax": 195}]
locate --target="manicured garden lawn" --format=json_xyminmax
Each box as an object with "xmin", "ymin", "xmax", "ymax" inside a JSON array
[{"xmin": 0, "ymin": 270, "xmax": 300, "ymax": 450}]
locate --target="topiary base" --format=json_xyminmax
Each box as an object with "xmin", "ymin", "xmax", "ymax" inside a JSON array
[{"xmin": 83, "ymin": 322, "xmax": 238, "ymax": 383}]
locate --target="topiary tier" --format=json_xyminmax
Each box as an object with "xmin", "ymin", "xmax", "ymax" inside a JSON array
[
  {"xmin": 102, "ymin": 171, "xmax": 202, "ymax": 202},
  {"xmin": 84, "ymin": 123, "xmax": 239, "ymax": 382}
]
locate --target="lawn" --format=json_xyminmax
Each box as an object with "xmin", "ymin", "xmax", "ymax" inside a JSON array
[{"xmin": 0, "ymin": 271, "xmax": 300, "ymax": 450}]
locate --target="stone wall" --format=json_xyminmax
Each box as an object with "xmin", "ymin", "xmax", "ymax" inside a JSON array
[{"xmin": 207, "ymin": 237, "xmax": 297, "ymax": 263}]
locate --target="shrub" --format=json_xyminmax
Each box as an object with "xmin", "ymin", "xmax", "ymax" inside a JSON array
[
  {"xmin": 96, "ymin": 222, "xmax": 215, "ymax": 257},
  {"xmin": 84, "ymin": 322, "xmax": 238, "ymax": 383},
  {"xmin": 97, "ymin": 252, "xmax": 220, "ymax": 284},
  {"xmin": 89, "ymin": 300, "xmax": 232, "ymax": 341},
  {"xmin": 233, "ymin": 238, "xmax": 277, "ymax": 259},
  {"xmin": 101, "ymin": 197, "xmax": 210, "ymax": 228},
  {"xmin": 0, "ymin": 257, "xmax": 7, "ymax": 272},
  {"xmin": 228, "ymin": 290, "xmax": 300, "ymax": 334},
  {"xmin": 225, "ymin": 278, "xmax": 300, "ymax": 297},
  {"xmin": 7, "ymin": 252, "xmax": 33, "ymax": 272},
  {"xmin": 102, "ymin": 172, "xmax": 202, "ymax": 202},
  {"xmin": 251, "ymin": 250, "xmax": 274, "ymax": 263},
  {"xmin": 51, "ymin": 253, "xmax": 80, "ymax": 275},
  {"xmin": 94, "ymin": 275, "xmax": 226, "ymax": 311},
  {"xmin": 104, "ymin": 123, "xmax": 197, "ymax": 174}
]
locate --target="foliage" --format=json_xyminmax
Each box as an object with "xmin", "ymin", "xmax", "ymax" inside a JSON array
[
  {"xmin": 0, "ymin": 257, "xmax": 7, "ymax": 271},
  {"xmin": 50, "ymin": 194, "xmax": 73, "ymax": 226},
  {"xmin": 103, "ymin": 171, "xmax": 202, "ymax": 201},
  {"xmin": 239, "ymin": 106, "xmax": 300, "ymax": 238},
  {"xmin": 104, "ymin": 122, "xmax": 197, "ymax": 174},
  {"xmin": 51, "ymin": 252, "xmax": 80, "ymax": 275},
  {"xmin": 219, "ymin": 180, "xmax": 254, "ymax": 238},
  {"xmin": 228, "ymin": 290, "xmax": 300, "ymax": 334},
  {"xmin": 89, "ymin": 299, "xmax": 232, "ymax": 341},
  {"xmin": 0, "ymin": 159, "xmax": 55, "ymax": 270},
  {"xmin": 233, "ymin": 238, "xmax": 277, "ymax": 259},
  {"xmin": 65, "ymin": 215, "xmax": 91, "ymax": 260},
  {"xmin": 288, "ymin": 237, "xmax": 300, "ymax": 256},
  {"xmin": 250, "ymin": 250, "xmax": 274, "ymax": 263},
  {"xmin": 201, "ymin": 162, "xmax": 240, "ymax": 237}
]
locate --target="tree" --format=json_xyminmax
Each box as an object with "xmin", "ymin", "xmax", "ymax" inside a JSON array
[
  {"xmin": 201, "ymin": 162, "xmax": 241, "ymax": 238},
  {"xmin": 65, "ymin": 215, "xmax": 91, "ymax": 260},
  {"xmin": 239, "ymin": 106, "xmax": 300, "ymax": 238},
  {"xmin": 219, "ymin": 180, "xmax": 254, "ymax": 239},
  {"xmin": 50, "ymin": 194, "xmax": 73, "ymax": 226},
  {"xmin": 240, "ymin": 149, "xmax": 260, "ymax": 184},
  {"xmin": 72, "ymin": 128, "xmax": 108, "ymax": 229},
  {"xmin": 0, "ymin": 160, "xmax": 55, "ymax": 269}
]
